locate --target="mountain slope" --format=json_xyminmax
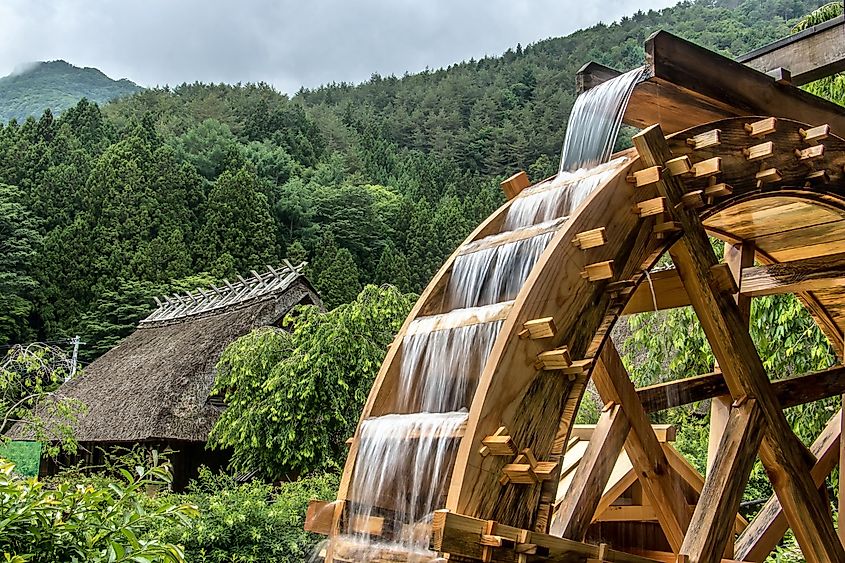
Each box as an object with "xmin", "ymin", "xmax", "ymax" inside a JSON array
[{"xmin": 0, "ymin": 60, "xmax": 141, "ymax": 123}]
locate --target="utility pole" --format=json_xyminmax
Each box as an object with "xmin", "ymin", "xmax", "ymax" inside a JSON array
[{"xmin": 67, "ymin": 335, "xmax": 82, "ymax": 381}]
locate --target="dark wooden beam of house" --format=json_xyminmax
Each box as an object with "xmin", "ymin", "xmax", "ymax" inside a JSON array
[
  {"xmin": 681, "ymin": 400, "xmax": 765, "ymax": 560},
  {"xmin": 637, "ymin": 364, "xmax": 845, "ymax": 414},
  {"xmin": 553, "ymin": 404, "xmax": 630, "ymax": 541},
  {"xmin": 592, "ymin": 341, "xmax": 691, "ymax": 552},
  {"xmin": 737, "ymin": 15, "xmax": 845, "ymax": 86},
  {"xmin": 579, "ymin": 31, "xmax": 845, "ymax": 135},
  {"xmin": 740, "ymin": 251, "xmax": 845, "ymax": 297},
  {"xmin": 735, "ymin": 411, "xmax": 842, "ymax": 561},
  {"xmin": 633, "ymin": 123, "xmax": 845, "ymax": 562}
]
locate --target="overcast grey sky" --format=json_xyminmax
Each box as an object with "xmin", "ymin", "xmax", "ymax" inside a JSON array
[{"xmin": 0, "ymin": 0, "xmax": 678, "ymax": 94}]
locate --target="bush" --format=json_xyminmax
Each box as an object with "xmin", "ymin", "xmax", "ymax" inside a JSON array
[
  {"xmin": 156, "ymin": 468, "xmax": 339, "ymax": 562},
  {"xmin": 0, "ymin": 454, "xmax": 197, "ymax": 562}
]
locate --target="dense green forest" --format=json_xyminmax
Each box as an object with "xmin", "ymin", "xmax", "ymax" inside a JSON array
[
  {"xmin": 0, "ymin": 0, "xmax": 830, "ymax": 361},
  {"xmin": 0, "ymin": 60, "xmax": 140, "ymax": 123}
]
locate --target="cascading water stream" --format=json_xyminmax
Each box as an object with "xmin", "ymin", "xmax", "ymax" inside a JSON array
[{"xmin": 330, "ymin": 66, "xmax": 645, "ymax": 562}]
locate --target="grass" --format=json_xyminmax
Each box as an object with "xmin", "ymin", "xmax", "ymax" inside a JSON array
[{"xmin": 0, "ymin": 441, "xmax": 41, "ymax": 476}]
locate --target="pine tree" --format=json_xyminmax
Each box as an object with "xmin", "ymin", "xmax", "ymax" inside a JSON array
[
  {"xmin": 0, "ymin": 184, "xmax": 40, "ymax": 344},
  {"xmin": 375, "ymin": 242, "xmax": 411, "ymax": 293},
  {"xmin": 315, "ymin": 248, "xmax": 361, "ymax": 310}
]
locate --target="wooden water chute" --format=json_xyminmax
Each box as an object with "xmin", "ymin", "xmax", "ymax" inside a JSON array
[{"xmin": 310, "ymin": 29, "xmax": 845, "ymax": 563}]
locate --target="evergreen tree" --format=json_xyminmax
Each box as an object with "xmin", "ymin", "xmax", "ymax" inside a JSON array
[
  {"xmin": 375, "ymin": 242, "xmax": 411, "ymax": 293},
  {"xmin": 197, "ymin": 167, "xmax": 278, "ymax": 273},
  {"xmin": 0, "ymin": 184, "xmax": 40, "ymax": 344},
  {"xmin": 315, "ymin": 247, "xmax": 361, "ymax": 310}
]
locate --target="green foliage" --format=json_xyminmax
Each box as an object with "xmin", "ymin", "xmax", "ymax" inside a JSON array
[
  {"xmin": 0, "ymin": 442, "xmax": 40, "ymax": 477},
  {"xmin": 792, "ymin": 1, "xmax": 843, "ymax": 31},
  {"xmin": 0, "ymin": 184, "xmax": 40, "ymax": 345},
  {"xmin": 0, "ymin": 343, "xmax": 85, "ymax": 456},
  {"xmin": 155, "ymin": 468, "xmax": 338, "ymax": 563},
  {"xmin": 0, "ymin": 61, "xmax": 140, "ymax": 123},
  {"xmin": 208, "ymin": 285, "xmax": 414, "ymax": 477},
  {"xmin": 0, "ymin": 454, "xmax": 197, "ymax": 562}
]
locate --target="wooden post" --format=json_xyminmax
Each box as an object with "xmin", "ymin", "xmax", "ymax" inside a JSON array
[
  {"xmin": 633, "ymin": 124, "xmax": 845, "ymax": 563},
  {"xmin": 592, "ymin": 341, "xmax": 691, "ymax": 552},
  {"xmin": 552, "ymin": 403, "xmax": 630, "ymax": 540}
]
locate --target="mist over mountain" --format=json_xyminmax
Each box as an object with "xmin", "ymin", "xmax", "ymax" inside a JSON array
[{"xmin": 0, "ymin": 60, "xmax": 141, "ymax": 123}]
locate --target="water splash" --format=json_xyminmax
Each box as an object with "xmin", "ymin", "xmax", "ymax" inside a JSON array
[
  {"xmin": 342, "ymin": 412, "xmax": 468, "ymax": 560},
  {"xmin": 448, "ymin": 229, "xmax": 555, "ymax": 309},
  {"xmin": 559, "ymin": 66, "xmax": 644, "ymax": 172},
  {"xmin": 399, "ymin": 305, "xmax": 507, "ymax": 412}
]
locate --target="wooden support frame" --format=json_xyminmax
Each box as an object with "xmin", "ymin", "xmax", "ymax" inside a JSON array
[{"xmin": 633, "ymin": 123, "xmax": 845, "ymax": 562}]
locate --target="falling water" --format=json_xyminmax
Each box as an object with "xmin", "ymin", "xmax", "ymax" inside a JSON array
[
  {"xmin": 399, "ymin": 306, "xmax": 506, "ymax": 412},
  {"xmin": 330, "ymin": 63, "xmax": 646, "ymax": 563},
  {"xmin": 339, "ymin": 412, "xmax": 468, "ymax": 560},
  {"xmin": 503, "ymin": 158, "xmax": 627, "ymax": 230},
  {"xmin": 559, "ymin": 66, "xmax": 644, "ymax": 172},
  {"xmin": 448, "ymin": 230, "xmax": 556, "ymax": 309}
]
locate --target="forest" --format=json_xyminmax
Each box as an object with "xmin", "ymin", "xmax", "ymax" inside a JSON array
[{"xmin": 2, "ymin": 0, "xmax": 845, "ymax": 561}]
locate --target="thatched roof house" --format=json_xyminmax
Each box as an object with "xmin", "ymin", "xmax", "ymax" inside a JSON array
[{"xmin": 10, "ymin": 262, "xmax": 320, "ymax": 488}]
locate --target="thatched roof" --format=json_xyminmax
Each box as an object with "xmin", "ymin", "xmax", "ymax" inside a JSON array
[{"xmin": 8, "ymin": 267, "xmax": 319, "ymax": 443}]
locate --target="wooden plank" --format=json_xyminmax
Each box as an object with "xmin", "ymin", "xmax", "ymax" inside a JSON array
[
  {"xmin": 737, "ymin": 15, "xmax": 845, "ymax": 86},
  {"xmin": 620, "ymin": 31, "xmax": 845, "ymax": 135},
  {"xmin": 554, "ymin": 404, "xmax": 630, "ymax": 541},
  {"xmin": 521, "ymin": 317, "xmax": 558, "ymax": 340},
  {"xmin": 570, "ymin": 423, "xmax": 676, "ymax": 443},
  {"xmin": 575, "ymin": 61, "xmax": 622, "ymax": 94},
  {"xmin": 572, "ymin": 227, "xmax": 607, "ymax": 250},
  {"xmin": 305, "ymin": 499, "xmax": 339, "ymax": 535},
  {"xmin": 592, "ymin": 341, "xmax": 691, "ymax": 552},
  {"xmin": 431, "ymin": 510, "xmax": 662, "ymax": 563},
  {"xmin": 637, "ymin": 364, "xmax": 845, "ymax": 414},
  {"xmin": 634, "ymin": 123, "xmax": 845, "ymax": 562},
  {"xmin": 740, "ymin": 251, "xmax": 845, "ymax": 297},
  {"xmin": 501, "ymin": 171, "xmax": 531, "ymax": 199},
  {"xmin": 680, "ymin": 400, "xmax": 765, "ymax": 561},
  {"xmin": 622, "ymin": 268, "xmax": 690, "ymax": 315},
  {"xmin": 734, "ymin": 410, "xmax": 841, "ymax": 561}
]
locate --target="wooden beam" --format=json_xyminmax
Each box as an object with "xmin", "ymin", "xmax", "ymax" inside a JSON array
[
  {"xmin": 570, "ymin": 423, "xmax": 676, "ymax": 443},
  {"xmin": 592, "ymin": 341, "xmax": 691, "ymax": 552},
  {"xmin": 623, "ymin": 31, "xmax": 845, "ymax": 135},
  {"xmin": 575, "ymin": 61, "xmax": 622, "ymax": 94},
  {"xmin": 737, "ymin": 15, "xmax": 845, "ymax": 86},
  {"xmin": 554, "ymin": 404, "xmax": 630, "ymax": 541},
  {"xmin": 431, "ymin": 510, "xmax": 662, "ymax": 563},
  {"xmin": 634, "ymin": 123, "xmax": 845, "ymax": 562},
  {"xmin": 622, "ymin": 268, "xmax": 690, "ymax": 315},
  {"xmin": 740, "ymin": 251, "xmax": 845, "ymax": 297},
  {"xmin": 734, "ymin": 410, "xmax": 841, "ymax": 561},
  {"xmin": 680, "ymin": 400, "xmax": 765, "ymax": 561},
  {"xmin": 637, "ymin": 364, "xmax": 845, "ymax": 414}
]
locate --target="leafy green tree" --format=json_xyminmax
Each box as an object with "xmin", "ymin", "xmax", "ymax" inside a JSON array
[
  {"xmin": 208, "ymin": 285, "xmax": 414, "ymax": 477},
  {"xmin": 0, "ymin": 184, "xmax": 40, "ymax": 345},
  {"xmin": 170, "ymin": 119, "xmax": 244, "ymax": 180},
  {"xmin": 315, "ymin": 247, "xmax": 362, "ymax": 310}
]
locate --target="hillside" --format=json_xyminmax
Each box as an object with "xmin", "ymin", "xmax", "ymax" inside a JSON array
[
  {"xmin": 0, "ymin": 0, "xmax": 836, "ymax": 357},
  {"xmin": 0, "ymin": 60, "xmax": 141, "ymax": 123}
]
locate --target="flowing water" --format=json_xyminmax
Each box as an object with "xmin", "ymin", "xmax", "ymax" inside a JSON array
[{"xmin": 327, "ymin": 67, "xmax": 645, "ymax": 562}]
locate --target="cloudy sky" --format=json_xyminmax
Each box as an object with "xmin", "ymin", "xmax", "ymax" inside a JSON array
[{"xmin": 0, "ymin": 0, "xmax": 678, "ymax": 94}]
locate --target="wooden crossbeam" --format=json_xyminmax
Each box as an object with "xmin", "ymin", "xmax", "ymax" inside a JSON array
[
  {"xmin": 637, "ymin": 364, "xmax": 845, "ymax": 414},
  {"xmin": 431, "ymin": 510, "xmax": 662, "ymax": 563},
  {"xmin": 681, "ymin": 399, "xmax": 765, "ymax": 560},
  {"xmin": 734, "ymin": 410, "xmax": 841, "ymax": 561},
  {"xmin": 740, "ymin": 251, "xmax": 845, "ymax": 297},
  {"xmin": 553, "ymin": 404, "xmax": 630, "ymax": 541},
  {"xmin": 592, "ymin": 341, "xmax": 691, "ymax": 552},
  {"xmin": 633, "ymin": 123, "xmax": 845, "ymax": 562},
  {"xmin": 737, "ymin": 15, "xmax": 845, "ymax": 86}
]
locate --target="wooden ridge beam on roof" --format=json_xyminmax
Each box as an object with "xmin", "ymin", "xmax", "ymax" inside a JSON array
[
  {"xmin": 737, "ymin": 15, "xmax": 845, "ymax": 87},
  {"xmin": 576, "ymin": 31, "xmax": 845, "ymax": 135},
  {"xmin": 637, "ymin": 364, "xmax": 845, "ymax": 414},
  {"xmin": 634, "ymin": 123, "xmax": 845, "ymax": 561}
]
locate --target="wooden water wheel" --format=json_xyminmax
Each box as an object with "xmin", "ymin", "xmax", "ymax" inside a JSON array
[{"xmin": 309, "ymin": 30, "xmax": 845, "ymax": 563}]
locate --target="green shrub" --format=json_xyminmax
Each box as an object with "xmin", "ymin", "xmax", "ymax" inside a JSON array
[
  {"xmin": 157, "ymin": 468, "xmax": 339, "ymax": 562},
  {"xmin": 0, "ymin": 442, "xmax": 40, "ymax": 477},
  {"xmin": 0, "ymin": 455, "xmax": 197, "ymax": 562}
]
